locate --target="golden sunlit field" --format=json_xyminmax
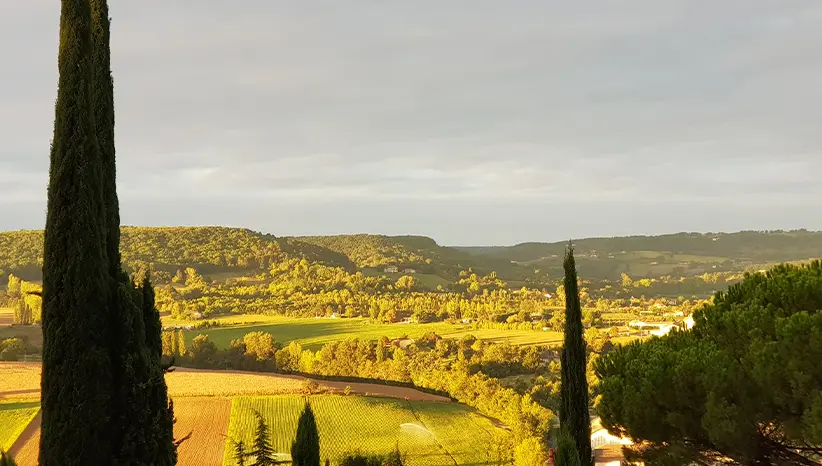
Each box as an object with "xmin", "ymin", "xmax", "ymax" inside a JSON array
[{"xmin": 0, "ymin": 363, "xmax": 491, "ymax": 466}]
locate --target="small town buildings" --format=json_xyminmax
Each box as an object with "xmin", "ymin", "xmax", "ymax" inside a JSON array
[{"xmin": 384, "ymin": 266, "xmax": 399, "ymax": 273}]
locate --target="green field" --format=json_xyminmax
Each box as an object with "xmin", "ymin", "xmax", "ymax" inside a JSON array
[
  {"xmin": 223, "ymin": 396, "xmax": 504, "ymax": 465},
  {"xmin": 0, "ymin": 401, "xmax": 39, "ymax": 451},
  {"xmin": 165, "ymin": 315, "xmax": 564, "ymax": 351}
]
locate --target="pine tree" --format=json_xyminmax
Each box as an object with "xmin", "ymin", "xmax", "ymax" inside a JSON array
[
  {"xmin": 40, "ymin": 0, "xmax": 113, "ymax": 464},
  {"xmin": 559, "ymin": 245, "xmax": 592, "ymax": 466},
  {"xmin": 251, "ymin": 410, "xmax": 276, "ymax": 466},
  {"xmin": 233, "ymin": 440, "xmax": 247, "ymax": 466},
  {"xmin": 291, "ymin": 402, "xmax": 321, "ymax": 466}
]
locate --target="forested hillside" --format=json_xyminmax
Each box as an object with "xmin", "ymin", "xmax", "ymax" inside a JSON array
[
  {"xmin": 294, "ymin": 234, "xmax": 531, "ymax": 280},
  {"xmin": 0, "ymin": 227, "xmax": 354, "ymax": 281},
  {"xmin": 3, "ymin": 227, "xmax": 822, "ymax": 284},
  {"xmin": 459, "ymin": 230, "xmax": 822, "ymax": 280}
]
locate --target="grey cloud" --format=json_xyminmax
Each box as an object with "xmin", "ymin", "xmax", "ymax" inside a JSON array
[{"xmin": 1, "ymin": 0, "xmax": 822, "ymax": 244}]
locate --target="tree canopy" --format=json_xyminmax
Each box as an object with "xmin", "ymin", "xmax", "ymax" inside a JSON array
[{"xmin": 596, "ymin": 261, "xmax": 822, "ymax": 466}]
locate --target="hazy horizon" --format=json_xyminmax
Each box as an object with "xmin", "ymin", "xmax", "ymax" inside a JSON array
[{"xmin": 3, "ymin": 1, "xmax": 822, "ymax": 245}]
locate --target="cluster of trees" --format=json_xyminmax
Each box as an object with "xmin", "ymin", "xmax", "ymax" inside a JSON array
[
  {"xmin": 596, "ymin": 261, "xmax": 822, "ymax": 465},
  {"xmin": 37, "ymin": 1, "xmax": 175, "ymax": 465},
  {"xmin": 5, "ymin": 274, "xmax": 42, "ymax": 324}
]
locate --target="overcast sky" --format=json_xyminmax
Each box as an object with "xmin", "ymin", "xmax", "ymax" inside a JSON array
[{"xmin": 1, "ymin": 1, "xmax": 821, "ymax": 245}]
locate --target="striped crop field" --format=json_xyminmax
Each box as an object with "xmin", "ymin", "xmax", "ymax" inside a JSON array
[{"xmin": 223, "ymin": 395, "xmax": 505, "ymax": 466}]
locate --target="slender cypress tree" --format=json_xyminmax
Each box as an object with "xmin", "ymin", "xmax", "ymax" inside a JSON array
[
  {"xmin": 291, "ymin": 402, "xmax": 321, "ymax": 466},
  {"xmin": 87, "ymin": 1, "xmax": 175, "ymax": 463},
  {"xmin": 40, "ymin": 0, "xmax": 112, "ymax": 464},
  {"xmin": 559, "ymin": 245, "xmax": 592, "ymax": 466}
]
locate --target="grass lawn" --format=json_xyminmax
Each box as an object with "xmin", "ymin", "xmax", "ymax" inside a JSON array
[
  {"xmin": 0, "ymin": 401, "xmax": 40, "ymax": 451},
  {"xmin": 167, "ymin": 315, "xmax": 564, "ymax": 351},
  {"xmin": 223, "ymin": 395, "xmax": 504, "ymax": 465}
]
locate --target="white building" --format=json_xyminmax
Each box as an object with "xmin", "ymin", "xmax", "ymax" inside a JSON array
[{"xmin": 384, "ymin": 266, "xmax": 399, "ymax": 273}]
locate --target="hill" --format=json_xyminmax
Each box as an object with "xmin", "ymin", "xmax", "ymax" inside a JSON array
[
  {"xmin": 458, "ymin": 230, "xmax": 822, "ymax": 280},
  {"xmin": 0, "ymin": 227, "xmax": 355, "ymax": 282},
  {"xmin": 3, "ymin": 227, "xmax": 822, "ymax": 284},
  {"xmin": 294, "ymin": 234, "xmax": 531, "ymax": 280}
]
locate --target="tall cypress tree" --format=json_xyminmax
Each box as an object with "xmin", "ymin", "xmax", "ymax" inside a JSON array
[
  {"xmin": 40, "ymin": 0, "xmax": 112, "ymax": 464},
  {"xmin": 559, "ymin": 245, "xmax": 592, "ymax": 466}
]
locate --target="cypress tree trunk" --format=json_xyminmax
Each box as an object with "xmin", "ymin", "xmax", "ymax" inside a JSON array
[
  {"xmin": 559, "ymin": 245, "xmax": 592, "ymax": 466},
  {"xmin": 40, "ymin": 0, "xmax": 112, "ymax": 464}
]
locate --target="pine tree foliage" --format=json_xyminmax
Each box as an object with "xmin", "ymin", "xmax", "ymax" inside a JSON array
[
  {"xmin": 559, "ymin": 245, "xmax": 592, "ymax": 466},
  {"xmin": 251, "ymin": 410, "xmax": 276, "ymax": 466},
  {"xmin": 291, "ymin": 402, "xmax": 321, "ymax": 466},
  {"xmin": 233, "ymin": 440, "xmax": 247, "ymax": 466},
  {"xmin": 596, "ymin": 260, "xmax": 822, "ymax": 466},
  {"xmin": 39, "ymin": 0, "xmax": 113, "ymax": 464}
]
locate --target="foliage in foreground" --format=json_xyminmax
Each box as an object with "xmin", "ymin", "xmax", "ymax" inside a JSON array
[{"xmin": 596, "ymin": 261, "xmax": 822, "ymax": 465}]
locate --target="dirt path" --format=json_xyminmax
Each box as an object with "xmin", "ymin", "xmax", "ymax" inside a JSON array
[{"xmin": 8, "ymin": 411, "xmax": 40, "ymax": 466}]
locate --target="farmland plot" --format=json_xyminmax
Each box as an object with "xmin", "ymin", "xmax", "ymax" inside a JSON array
[
  {"xmin": 174, "ymin": 398, "xmax": 232, "ymax": 466},
  {"xmin": 223, "ymin": 396, "xmax": 506, "ymax": 466}
]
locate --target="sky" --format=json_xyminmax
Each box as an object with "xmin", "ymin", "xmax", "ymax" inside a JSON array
[{"xmin": 1, "ymin": 1, "xmax": 822, "ymax": 246}]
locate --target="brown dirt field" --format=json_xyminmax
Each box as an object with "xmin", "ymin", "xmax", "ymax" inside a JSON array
[
  {"xmin": 0, "ymin": 308, "xmax": 13, "ymax": 327},
  {"xmin": 8, "ymin": 411, "xmax": 40, "ymax": 466},
  {"xmin": 7, "ymin": 399, "xmax": 232, "ymax": 466},
  {"xmin": 173, "ymin": 397, "xmax": 232, "ymax": 466}
]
